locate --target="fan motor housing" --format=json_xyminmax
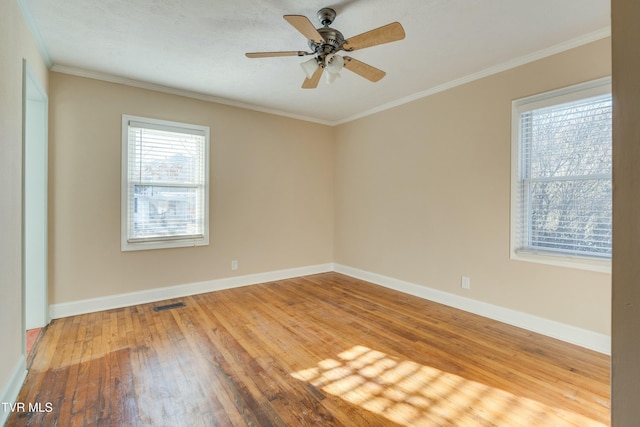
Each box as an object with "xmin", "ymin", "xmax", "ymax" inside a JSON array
[{"xmin": 309, "ymin": 27, "xmax": 345, "ymax": 56}]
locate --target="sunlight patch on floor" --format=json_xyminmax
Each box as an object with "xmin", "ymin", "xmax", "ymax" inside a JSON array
[{"xmin": 291, "ymin": 345, "xmax": 604, "ymax": 426}]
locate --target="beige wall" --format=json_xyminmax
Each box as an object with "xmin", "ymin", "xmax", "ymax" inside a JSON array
[
  {"xmin": 0, "ymin": 0, "xmax": 48, "ymax": 404},
  {"xmin": 335, "ymin": 38, "xmax": 612, "ymax": 334},
  {"xmin": 48, "ymin": 73, "xmax": 334, "ymax": 303},
  {"xmin": 611, "ymin": 0, "xmax": 640, "ymax": 423},
  {"xmin": 49, "ymin": 38, "xmax": 613, "ymax": 337}
]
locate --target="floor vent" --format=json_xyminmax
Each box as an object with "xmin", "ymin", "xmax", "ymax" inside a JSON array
[{"xmin": 153, "ymin": 302, "xmax": 186, "ymax": 312}]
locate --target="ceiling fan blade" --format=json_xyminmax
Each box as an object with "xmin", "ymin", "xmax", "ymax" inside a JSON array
[
  {"xmin": 343, "ymin": 57, "xmax": 386, "ymax": 82},
  {"xmin": 245, "ymin": 51, "xmax": 311, "ymax": 58},
  {"xmin": 302, "ymin": 66, "xmax": 324, "ymax": 89},
  {"xmin": 342, "ymin": 22, "xmax": 405, "ymax": 51},
  {"xmin": 284, "ymin": 15, "xmax": 325, "ymax": 44}
]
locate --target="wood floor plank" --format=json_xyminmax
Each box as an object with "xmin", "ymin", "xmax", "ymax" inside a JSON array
[{"xmin": 9, "ymin": 272, "xmax": 610, "ymax": 426}]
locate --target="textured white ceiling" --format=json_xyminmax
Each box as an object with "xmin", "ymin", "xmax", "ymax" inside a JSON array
[{"xmin": 24, "ymin": 0, "xmax": 610, "ymax": 124}]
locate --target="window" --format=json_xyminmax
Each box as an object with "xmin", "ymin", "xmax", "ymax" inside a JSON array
[
  {"xmin": 511, "ymin": 78, "xmax": 611, "ymax": 271},
  {"xmin": 121, "ymin": 115, "xmax": 209, "ymax": 251}
]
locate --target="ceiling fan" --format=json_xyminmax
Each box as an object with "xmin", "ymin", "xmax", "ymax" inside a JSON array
[{"xmin": 245, "ymin": 8, "xmax": 406, "ymax": 89}]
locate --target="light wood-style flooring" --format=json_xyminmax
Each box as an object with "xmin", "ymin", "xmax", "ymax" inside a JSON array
[{"xmin": 10, "ymin": 272, "xmax": 610, "ymax": 426}]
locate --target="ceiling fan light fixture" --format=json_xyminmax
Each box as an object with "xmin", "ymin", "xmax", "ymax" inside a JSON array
[
  {"xmin": 246, "ymin": 8, "xmax": 406, "ymax": 89},
  {"xmin": 300, "ymin": 58, "xmax": 319, "ymax": 79},
  {"xmin": 325, "ymin": 53, "xmax": 344, "ymax": 74},
  {"xmin": 326, "ymin": 71, "xmax": 341, "ymax": 84},
  {"xmin": 324, "ymin": 53, "xmax": 344, "ymax": 84}
]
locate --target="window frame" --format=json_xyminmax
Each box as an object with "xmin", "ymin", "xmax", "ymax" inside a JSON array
[
  {"xmin": 121, "ymin": 114, "xmax": 210, "ymax": 251},
  {"xmin": 510, "ymin": 77, "xmax": 612, "ymax": 273}
]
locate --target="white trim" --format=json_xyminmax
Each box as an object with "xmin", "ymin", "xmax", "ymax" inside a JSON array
[
  {"xmin": 49, "ymin": 263, "xmax": 334, "ymax": 319},
  {"xmin": 0, "ymin": 355, "xmax": 27, "ymax": 426},
  {"xmin": 513, "ymin": 76, "xmax": 611, "ymax": 111},
  {"xmin": 23, "ymin": 60, "xmax": 51, "ymax": 332},
  {"xmin": 16, "ymin": 0, "xmax": 52, "ymax": 67},
  {"xmin": 333, "ymin": 264, "xmax": 611, "ymax": 355},
  {"xmin": 48, "ymin": 263, "xmax": 611, "ymax": 354},
  {"xmin": 335, "ymin": 27, "xmax": 611, "ymax": 125},
  {"xmin": 48, "ymin": 262, "xmax": 610, "ymax": 354},
  {"xmin": 50, "ymin": 65, "xmax": 334, "ymax": 127},
  {"xmin": 510, "ymin": 77, "xmax": 612, "ymax": 272},
  {"xmin": 121, "ymin": 114, "xmax": 210, "ymax": 251},
  {"xmin": 49, "ymin": 27, "xmax": 610, "ymax": 127},
  {"xmin": 511, "ymin": 251, "xmax": 611, "ymax": 274}
]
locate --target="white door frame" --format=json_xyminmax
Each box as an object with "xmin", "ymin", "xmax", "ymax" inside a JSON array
[{"xmin": 22, "ymin": 60, "xmax": 49, "ymax": 349}]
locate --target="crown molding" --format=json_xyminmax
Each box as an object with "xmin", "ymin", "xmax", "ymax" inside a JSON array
[
  {"xmin": 335, "ymin": 27, "xmax": 611, "ymax": 125},
  {"xmin": 50, "ymin": 25, "xmax": 609, "ymax": 127},
  {"xmin": 16, "ymin": 0, "xmax": 52, "ymax": 67},
  {"xmin": 50, "ymin": 64, "xmax": 334, "ymax": 126}
]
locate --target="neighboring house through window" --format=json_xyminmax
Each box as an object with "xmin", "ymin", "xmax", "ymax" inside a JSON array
[
  {"xmin": 121, "ymin": 115, "xmax": 210, "ymax": 251},
  {"xmin": 511, "ymin": 77, "xmax": 612, "ymax": 272}
]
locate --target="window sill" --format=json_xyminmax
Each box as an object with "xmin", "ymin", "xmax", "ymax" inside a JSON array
[
  {"xmin": 121, "ymin": 237, "xmax": 209, "ymax": 252},
  {"xmin": 511, "ymin": 250, "xmax": 611, "ymax": 274}
]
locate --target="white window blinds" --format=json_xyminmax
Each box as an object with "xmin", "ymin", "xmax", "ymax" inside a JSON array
[
  {"xmin": 122, "ymin": 116, "xmax": 209, "ymax": 251},
  {"xmin": 514, "ymin": 84, "xmax": 612, "ymax": 259}
]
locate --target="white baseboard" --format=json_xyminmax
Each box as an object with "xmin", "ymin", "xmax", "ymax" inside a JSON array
[
  {"xmin": 334, "ymin": 264, "xmax": 611, "ymax": 355},
  {"xmin": 0, "ymin": 355, "xmax": 27, "ymax": 426},
  {"xmin": 48, "ymin": 261, "xmax": 610, "ymax": 355},
  {"xmin": 49, "ymin": 263, "xmax": 334, "ymax": 319}
]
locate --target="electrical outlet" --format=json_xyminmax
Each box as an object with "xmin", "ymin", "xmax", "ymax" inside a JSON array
[
  {"xmin": 461, "ymin": 276, "xmax": 470, "ymax": 290},
  {"xmin": 231, "ymin": 260, "xmax": 238, "ymax": 271}
]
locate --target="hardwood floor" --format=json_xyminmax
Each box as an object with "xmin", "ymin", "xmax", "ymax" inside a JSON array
[{"xmin": 9, "ymin": 272, "xmax": 610, "ymax": 426}]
